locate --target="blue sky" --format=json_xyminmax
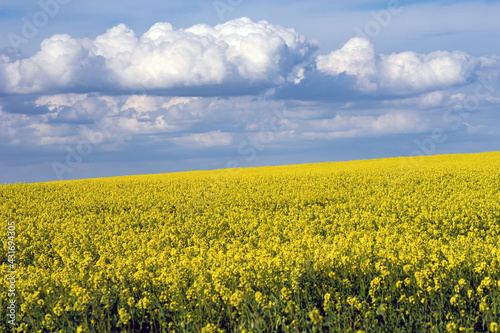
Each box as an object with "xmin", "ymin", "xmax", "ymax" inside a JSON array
[{"xmin": 0, "ymin": 0, "xmax": 499, "ymax": 183}]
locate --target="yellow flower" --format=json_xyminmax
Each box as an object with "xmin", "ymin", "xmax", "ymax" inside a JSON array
[
  {"xmin": 230, "ymin": 290, "xmax": 244, "ymax": 308},
  {"xmin": 479, "ymin": 302, "xmax": 489, "ymax": 312},
  {"xmin": 323, "ymin": 293, "xmax": 331, "ymax": 309},
  {"xmin": 308, "ymin": 309, "xmax": 323, "ymax": 326},
  {"xmin": 481, "ymin": 277, "xmax": 492, "ymax": 288},
  {"xmin": 201, "ymin": 323, "xmax": 223, "ymax": 333},
  {"xmin": 3, "ymin": 151, "xmax": 500, "ymax": 331},
  {"xmin": 118, "ymin": 308, "xmax": 131, "ymax": 325},
  {"xmin": 446, "ymin": 322, "xmax": 458, "ymax": 333},
  {"xmin": 255, "ymin": 291, "xmax": 266, "ymax": 306},
  {"xmin": 137, "ymin": 297, "xmax": 151, "ymax": 310}
]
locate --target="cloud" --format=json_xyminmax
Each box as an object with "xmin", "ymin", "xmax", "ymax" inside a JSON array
[
  {"xmin": 0, "ymin": 18, "xmax": 316, "ymax": 95},
  {"xmin": 2, "ymin": 87, "xmax": 500, "ymax": 184},
  {"xmin": 0, "ymin": 34, "xmax": 106, "ymax": 94},
  {"xmin": 378, "ymin": 50, "xmax": 477, "ymax": 93},
  {"xmin": 300, "ymin": 110, "xmax": 427, "ymax": 140},
  {"xmin": 121, "ymin": 95, "xmax": 198, "ymax": 114},
  {"xmin": 172, "ymin": 131, "xmax": 233, "ymax": 148},
  {"xmin": 316, "ymin": 37, "xmax": 376, "ymax": 91},
  {"xmin": 1, "ymin": 18, "xmax": 496, "ymax": 101},
  {"xmin": 35, "ymin": 93, "xmax": 119, "ymax": 124},
  {"xmin": 370, "ymin": 111, "xmax": 423, "ymax": 134},
  {"xmin": 0, "ymin": 108, "xmax": 20, "ymax": 144},
  {"xmin": 315, "ymin": 37, "xmax": 485, "ymax": 95},
  {"xmin": 1, "ymin": 94, "xmax": 277, "ymax": 151},
  {"xmin": 381, "ymin": 91, "xmax": 450, "ymax": 110}
]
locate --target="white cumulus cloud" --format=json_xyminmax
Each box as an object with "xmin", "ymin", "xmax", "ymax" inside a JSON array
[
  {"xmin": 316, "ymin": 38, "xmax": 483, "ymax": 94},
  {"xmin": 1, "ymin": 34, "xmax": 94, "ymax": 94},
  {"xmin": 378, "ymin": 50, "xmax": 476, "ymax": 92},
  {"xmin": 316, "ymin": 37, "xmax": 377, "ymax": 91},
  {"xmin": 0, "ymin": 18, "xmax": 315, "ymax": 95}
]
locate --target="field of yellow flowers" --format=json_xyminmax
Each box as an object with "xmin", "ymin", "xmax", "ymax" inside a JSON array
[{"xmin": 1, "ymin": 151, "xmax": 500, "ymax": 332}]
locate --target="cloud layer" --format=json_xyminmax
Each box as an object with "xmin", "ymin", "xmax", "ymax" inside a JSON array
[
  {"xmin": 0, "ymin": 17, "xmax": 315, "ymax": 94},
  {"xmin": 1, "ymin": 18, "xmax": 497, "ymax": 98},
  {"xmin": 1, "ymin": 16, "xmax": 499, "ymax": 183},
  {"xmin": 315, "ymin": 37, "xmax": 487, "ymax": 95}
]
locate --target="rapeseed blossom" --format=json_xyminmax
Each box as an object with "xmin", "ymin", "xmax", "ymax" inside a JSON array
[{"xmin": 1, "ymin": 151, "xmax": 499, "ymax": 331}]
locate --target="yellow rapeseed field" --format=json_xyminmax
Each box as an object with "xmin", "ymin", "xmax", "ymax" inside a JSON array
[{"xmin": 1, "ymin": 151, "xmax": 500, "ymax": 332}]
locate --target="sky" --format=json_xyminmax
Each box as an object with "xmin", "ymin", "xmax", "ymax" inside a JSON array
[{"xmin": 0, "ymin": 0, "xmax": 499, "ymax": 183}]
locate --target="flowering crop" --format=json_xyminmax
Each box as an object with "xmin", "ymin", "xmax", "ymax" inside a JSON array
[{"xmin": 1, "ymin": 151, "xmax": 499, "ymax": 332}]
